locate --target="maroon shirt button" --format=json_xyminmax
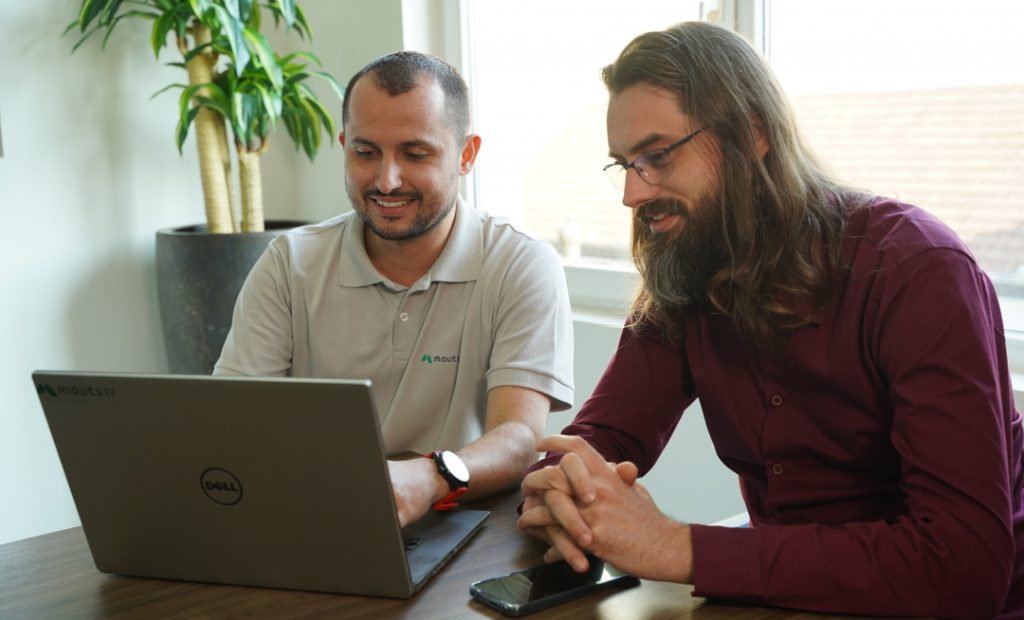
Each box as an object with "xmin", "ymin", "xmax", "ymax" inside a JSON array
[
  {"xmin": 771, "ymin": 463, "xmax": 784, "ymax": 475},
  {"xmin": 770, "ymin": 394, "xmax": 784, "ymax": 407}
]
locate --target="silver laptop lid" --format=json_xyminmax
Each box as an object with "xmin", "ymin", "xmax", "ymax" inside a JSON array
[{"xmin": 34, "ymin": 371, "xmax": 424, "ymax": 597}]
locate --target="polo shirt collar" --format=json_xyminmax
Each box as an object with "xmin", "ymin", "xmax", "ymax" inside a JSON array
[
  {"xmin": 431, "ymin": 199, "xmax": 483, "ymax": 283},
  {"xmin": 337, "ymin": 199, "xmax": 483, "ymax": 289}
]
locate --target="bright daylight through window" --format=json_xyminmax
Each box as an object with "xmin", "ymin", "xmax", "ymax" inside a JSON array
[
  {"xmin": 768, "ymin": 0, "xmax": 1024, "ymax": 334},
  {"xmin": 467, "ymin": 1, "xmax": 703, "ymax": 264},
  {"xmin": 467, "ymin": 0, "xmax": 1024, "ymax": 340}
]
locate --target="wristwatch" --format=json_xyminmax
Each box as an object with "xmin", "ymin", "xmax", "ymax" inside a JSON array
[{"xmin": 424, "ymin": 450, "xmax": 470, "ymax": 510}]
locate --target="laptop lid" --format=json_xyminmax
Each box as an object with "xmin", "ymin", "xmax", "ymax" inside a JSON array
[{"xmin": 32, "ymin": 371, "xmax": 488, "ymax": 598}]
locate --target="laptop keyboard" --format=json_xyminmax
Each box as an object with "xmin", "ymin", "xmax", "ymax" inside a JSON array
[{"xmin": 403, "ymin": 537, "xmax": 423, "ymax": 553}]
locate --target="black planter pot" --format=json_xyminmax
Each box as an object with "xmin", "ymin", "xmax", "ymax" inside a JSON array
[{"xmin": 155, "ymin": 220, "xmax": 307, "ymax": 374}]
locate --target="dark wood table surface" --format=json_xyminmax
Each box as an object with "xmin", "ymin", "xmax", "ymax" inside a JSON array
[{"xmin": 0, "ymin": 492, "xmax": 893, "ymax": 619}]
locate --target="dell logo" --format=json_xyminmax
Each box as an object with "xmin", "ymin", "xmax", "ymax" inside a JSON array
[{"xmin": 200, "ymin": 467, "xmax": 243, "ymax": 506}]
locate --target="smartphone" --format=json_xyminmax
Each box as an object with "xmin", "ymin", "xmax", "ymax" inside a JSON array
[{"xmin": 469, "ymin": 556, "xmax": 640, "ymax": 617}]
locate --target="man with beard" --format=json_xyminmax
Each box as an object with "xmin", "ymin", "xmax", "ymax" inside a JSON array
[
  {"xmin": 215, "ymin": 51, "xmax": 573, "ymax": 528},
  {"xmin": 516, "ymin": 22, "xmax": 1023, "ymax": 619}
]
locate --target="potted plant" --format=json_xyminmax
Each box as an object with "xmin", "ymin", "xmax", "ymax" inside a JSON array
[{"xmin": 68, "ymin": 0, "xmax": 344, "ymax": 373}]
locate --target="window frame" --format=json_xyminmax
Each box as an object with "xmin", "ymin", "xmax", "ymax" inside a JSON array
[{"xmin": 454, "ymin": 0, "xmax": 1024, "ymax": 378}]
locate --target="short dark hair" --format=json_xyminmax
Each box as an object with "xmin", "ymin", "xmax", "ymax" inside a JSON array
[{"xmin": 342, "ymin": 50, "xmax": 470, "ymax": 140}]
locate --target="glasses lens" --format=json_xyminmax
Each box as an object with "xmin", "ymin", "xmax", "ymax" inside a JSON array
[
  {"xmin": 635, "ymin": 151, "xmax": 674, "ymax": 185},
  {"xmin": 604, "ymin": 163, "xmax": 627, "ymax": 190}
]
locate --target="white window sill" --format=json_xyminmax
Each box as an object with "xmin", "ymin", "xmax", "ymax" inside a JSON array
[{"xmin": 564, "ymin": 260, "xmax": 1024, "ymax": 384}]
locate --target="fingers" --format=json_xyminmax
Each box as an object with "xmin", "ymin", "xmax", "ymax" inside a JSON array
[
  {"xmin": 522, "ymin": 458, "xmax": 597, "ymax": 506},
  {"xmin": 536, "ymin": 435, "xmax": 609, "ymax": 475},
  {"xmin": 544, "ymin": 525, "xmax": 590, "ymax": 572},
  {"xmin": 517, "ymin": 487, "xmax": 593, "ymax": 550},
  {"xmin": 542, "ymin": 488, "xmax": 592, "ymax": 547},
  {"xmin": 614, "ymin": 461, "xmax": 639, "ymax": 485},
  {"xmin": 518, "ymin": 502, "xmax": 589, "ymax": 572},
  {"xmin": 560, "ymin": 453, "xmax": 596, "ymax": 503},
  {"xmin": 516, "ymin": 503, "xmax": 556, "ymax": 530},
  {"xmin": 532, "ymin": 436, "xmax": 619, "ymax": 504},
  {"xmin": 521, "ymin": 493, "xmax": 542, "ymax": 514},
  {"xmin": 522, "ymin": 465, "xmax": 571, "ymax": 497},
  {"xmin": 542, "ymin": 542, "xmax": 564, "ymax": 563}
]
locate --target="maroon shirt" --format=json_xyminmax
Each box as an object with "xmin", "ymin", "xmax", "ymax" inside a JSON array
[{"xmin": 540, "ymin": 199, "xmax": 1023, "ymax": 618}]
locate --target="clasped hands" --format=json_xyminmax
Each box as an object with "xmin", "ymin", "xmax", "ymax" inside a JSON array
[{"xmin": 516, "ymin": 435, "xmax": 694, "ymax": 583}]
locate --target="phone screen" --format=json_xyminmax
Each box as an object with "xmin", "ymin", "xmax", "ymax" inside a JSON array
[{"xmin": 469, "ymin": 556, "xmax": 639, "ymax": 616}]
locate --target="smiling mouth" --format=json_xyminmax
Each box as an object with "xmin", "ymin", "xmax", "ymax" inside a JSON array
[
  {"xmin": 640, "ymin": 202, "xmax": 684, "ymax": 224},
  {"xmin": 373, "ymin": 197, "xmax": 411, "ymax": 207},
  {"xmin": 366, "ymin": 192, "xmax": 421, "ymax": 209}
]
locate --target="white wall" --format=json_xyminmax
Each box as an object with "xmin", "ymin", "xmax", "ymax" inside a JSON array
[
  {"xmin": 552, "ymin": 319, "xmax": 746, "ymax": 524},
  {"xmin": 0, "ymin": 0, "xmax": 199, "ymax": 545},
  {"xmin": 0, "ymin": 0, "xmax": 404, "ymax": 546}
]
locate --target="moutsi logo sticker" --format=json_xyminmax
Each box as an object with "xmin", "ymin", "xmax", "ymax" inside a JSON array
[
  {"xmin": 35, "ymin": 383, "xmax": 115, "ymax": 398},
  {"xmin": 200, "ymin": 467, "xmax": 243, "ymax": 505}
]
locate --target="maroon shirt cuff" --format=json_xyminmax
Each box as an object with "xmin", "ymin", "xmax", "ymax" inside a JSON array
[{"xmin": 690, "ymin": 524, "xmax": 764, "ymax": 603}]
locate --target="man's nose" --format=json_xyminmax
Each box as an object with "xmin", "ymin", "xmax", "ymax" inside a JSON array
[
  {"xmin": 375, "ymin": 156, "xmax": 403, "ymax": 194},
  {"xmin": 621, "ymin": 168, "xmax": 658, "ymax": 209}
]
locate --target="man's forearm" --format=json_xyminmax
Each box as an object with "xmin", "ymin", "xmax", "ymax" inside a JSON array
[
  {"xmin": 456, "ymin": 419, "xmax": 541, "ymax": 501},
  {"xmin": 455, "ymin": 385, "xmax": 551, "ymax": 501}
]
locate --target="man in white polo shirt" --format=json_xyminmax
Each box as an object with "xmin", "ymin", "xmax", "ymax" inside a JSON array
[{"xmin": 214, "ymin": 51, "xmax": 574, "ymax": 528}]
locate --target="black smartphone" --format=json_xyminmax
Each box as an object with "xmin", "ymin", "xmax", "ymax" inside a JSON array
[{"xmin": 468, "ymin": 556, "xmax": 640, "ymax": 617}]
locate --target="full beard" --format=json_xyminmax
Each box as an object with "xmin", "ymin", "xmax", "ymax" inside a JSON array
[{"xmin": 634, "ymin": 193, "xmax": 729, "ymax": 314}]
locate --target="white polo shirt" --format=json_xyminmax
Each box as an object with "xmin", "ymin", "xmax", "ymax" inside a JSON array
[{"xmin": 214, "ymin": 201, "xmax": 574, "ymax": 455}]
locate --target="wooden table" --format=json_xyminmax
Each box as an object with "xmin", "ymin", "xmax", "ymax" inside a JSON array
[{"xmin": 0, "ymin": 492, "xmax": 883, "ymax": 619}]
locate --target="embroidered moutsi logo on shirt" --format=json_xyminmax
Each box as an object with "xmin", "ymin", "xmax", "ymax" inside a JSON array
[{"xmin": 420, "ymin": 354, "xmax": 460, "ymax": 365}]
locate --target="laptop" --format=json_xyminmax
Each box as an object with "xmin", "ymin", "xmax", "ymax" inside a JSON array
[{"xmin": 31, "ymin": 371, "xmax": 489, "ymax": 598}]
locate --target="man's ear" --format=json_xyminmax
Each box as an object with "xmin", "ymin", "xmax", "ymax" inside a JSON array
[
  {"xmin": 339, "ymin": 131, "xmax": 346, "ymax": 147},
  {"xmin": 752, "ymin": 117, "xmax": 770, "ymax": 158},
  {"xmin": 459, "ymin": 134, "xmax": 482, "ymax": 175}
]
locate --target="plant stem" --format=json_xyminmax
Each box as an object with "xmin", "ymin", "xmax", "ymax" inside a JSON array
[
  {"xmin": 184, "ymin": 24, "xmax": 233, "ymax": 233},
  {"xmin": 238, "ymin": 149, "xmax": 265, "ymax": 233},
  {"xmin": 217, "ymin": 120, "xmax": 240, "ymax": 233}
]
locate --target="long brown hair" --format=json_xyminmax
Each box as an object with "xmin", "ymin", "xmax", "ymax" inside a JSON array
[{"xmin": 604, "ymin": 22, "xmax": 856, "ymax": 346}]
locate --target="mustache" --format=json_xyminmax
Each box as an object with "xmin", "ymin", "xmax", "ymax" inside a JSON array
[
  {"xmin": 364, "ymin": 190, "xmax": 422, "ymax": 202},
  {"xmin": 637, "ymin": 199, "xmax": 685, "ymax": 223}
]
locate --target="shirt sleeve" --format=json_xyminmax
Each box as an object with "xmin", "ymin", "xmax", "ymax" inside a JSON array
[
  {"xmin": 213, "ymin": 243, "xmax": 294, "ymax": 377},
  {"xmin": 485, "ymin": 239, "xmax": 575, "ymax": 410},
  {"xmin": 531, "ymin": 321, "xmax": 697, "ymax": 474},
  {"xmin": 691, "ymin": 248, "xmax": 1019, "ymax": 618}
]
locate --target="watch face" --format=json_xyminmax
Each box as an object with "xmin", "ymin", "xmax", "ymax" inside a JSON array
[{"xmin": 440, "ymin": 450, "xmax": 470, "ymax": 485}]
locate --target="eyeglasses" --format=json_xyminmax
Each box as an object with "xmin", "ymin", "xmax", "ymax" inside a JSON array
[{"xmin": 602, "ymin": 127, "xmax": 705, "ymax": 190}]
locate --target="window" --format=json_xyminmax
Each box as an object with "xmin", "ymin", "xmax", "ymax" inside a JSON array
[
  {"xmin": 767, "ymin": 0, "xmax": 1024, "ymax": 336},
  {"xmin": 466, "ymin": 1, "xmax": 704, "ymax": 266},
  {"xmin": 465, "ymin": 0, "xmax": 1024, "ymax": 368}
]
